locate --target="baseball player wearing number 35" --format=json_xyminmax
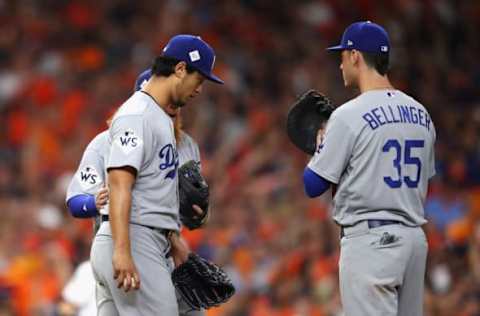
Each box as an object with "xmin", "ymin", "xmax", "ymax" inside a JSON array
[{"xmin": 303, "ymin": 22, "xmax": 436, "ymax": 316}]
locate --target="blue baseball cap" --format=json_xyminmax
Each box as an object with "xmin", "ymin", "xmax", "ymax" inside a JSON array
[
  {"xmin": 134, "ymin": 69, "xmax": 152, "ymax": 92},
  {"xmin": 327, "ymin": 21, "xmax": 390, "ymax": 54},
  {"xmin": 162, "ymin": 34, "xmax": 224, "ymax": 84}
]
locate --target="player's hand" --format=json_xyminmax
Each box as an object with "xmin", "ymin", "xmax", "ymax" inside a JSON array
[
  {"xmin": 112, "ymin": 248, "xmax": 140, "ymax": 292},
  {"xmin": 95, "ymin": 186, "xmax": 109, "ymax": 210},
  {"xmin": 168, "ymin": 232, "xmax": 191, "ymax": 267},
  {"xmin": 316, "ymin": 124, "xmax": 326, "ymax": 150},
  {"xmin": 192, "ymin": 204, "xmax": 209, "ymax": 227}
]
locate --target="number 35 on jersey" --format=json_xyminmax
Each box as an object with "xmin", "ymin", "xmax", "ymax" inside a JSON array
[{"xmin": 382, "ymin": 139, "xmax": 425, "ymax": 188}]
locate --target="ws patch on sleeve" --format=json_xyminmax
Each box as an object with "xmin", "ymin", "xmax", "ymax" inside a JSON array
[
  {"xmin": 114, "ymin": 129, "xmax": 144, "ymax": 155},
  {"xmin": 77, "ymin": 165, "xmax": 102, "ymax": 191}
]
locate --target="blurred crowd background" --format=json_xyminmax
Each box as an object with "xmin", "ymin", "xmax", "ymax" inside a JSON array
[{"xmin": 0, "ymin": 0, "xmax": 479, "ymax": 315}]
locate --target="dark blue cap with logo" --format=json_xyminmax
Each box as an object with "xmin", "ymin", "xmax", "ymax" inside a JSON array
[
  {"xmin": 327, "ymin": 21, "xmax": 390, "ymax": 54},
  {"xmin": 134, "ymin": 69, "xmax": 152, "ymax": 92},
  {"xmin": 161, "ymin": 34, "xmax": 224, "ymax": 84}
]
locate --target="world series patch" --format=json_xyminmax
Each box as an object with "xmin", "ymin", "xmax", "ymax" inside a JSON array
[
  {"xmin": 114, "ymin": 129, "xmax": 144, "ymax": 155},
  {"xmin": 77, "ymin": 165, "xmax": 102, "ymax": 191}
]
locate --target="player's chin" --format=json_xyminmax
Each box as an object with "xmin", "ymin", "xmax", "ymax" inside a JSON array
[
  {"xmin": 165, "ymin": 104, "xmax": 180, "ymax": 117},
  {"xmin": 178, "ymin": 95, "xmax": 196, "ymax": 107},
  {"xmin": 172, "ymin": 99, "xmax": 186, "ymax": 109}
]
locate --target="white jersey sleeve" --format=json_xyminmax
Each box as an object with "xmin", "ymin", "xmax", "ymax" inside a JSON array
[
  {"xmin": 307, "ymin": 110, "xmax": 356, "ymax": 184},
  {"xmin": 108, "ymin": 115, "xmax": 152, "ymax": 172},
  {"xmin": 66, "ymin": 131, "xmax": 109, "ymax": 201}
]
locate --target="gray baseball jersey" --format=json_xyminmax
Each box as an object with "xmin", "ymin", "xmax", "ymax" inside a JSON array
[
  {"xmin": 66, "ymin": 131, "xmax": 109, "ymax": 215},
  {"xmin": 66, "ymin": 129, "xmax": 200, "ymax": 217},
  {"xmin": 308, "ymin": 89, "xmax": 435, "ymax": 226},
  {"xmin": 178, "ymin": 131, "xmax": 201, "ymax": 168},
  {"xmin": 107, "ymin": 91, "xmax": 180, "ymax": 231}
]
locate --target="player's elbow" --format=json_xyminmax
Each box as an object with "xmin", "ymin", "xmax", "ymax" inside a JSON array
[
  {"xmin": 303, "ymin": 167, "xmax": 330, "ymax": 198},
  {"xmin": 67, "ymin": 194, "xmax": 98, "ymax": 218},
  {"xmin": 107, "ymin": 166, "xmax": 136, "ymax": 191},
  {"xmin": 304, "ymin": 181, "xmax": 322, "ymax": 198},
  {"xmin": 304, "ymin": 186, "xmax": 319, "ymax": 198}
]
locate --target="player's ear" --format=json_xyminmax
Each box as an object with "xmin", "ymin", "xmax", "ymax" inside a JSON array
[
  {"xmin": 174, "ymin": 61, "xmax": 187, "ymax": 80},
  {"xmin": 350, "ymin": 50, "xmax": 360, "ymax": 66}
]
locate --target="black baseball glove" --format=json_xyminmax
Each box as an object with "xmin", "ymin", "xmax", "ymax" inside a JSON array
[
  {"xmin": 178, "ymin": 160, "xmax": 209, "ymax": 230},
  {"xmin": 172, "ymin": 253, "xmax": 236, "ymax": 310},
  {"xmin": 286, "ymin": 90, "xmax": 335, "ymax": 155}
]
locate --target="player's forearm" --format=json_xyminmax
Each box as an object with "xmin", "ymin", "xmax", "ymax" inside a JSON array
[
  {"xmin": 108, "ymin": 168, "xmax": 136, "ymax": 252},
  {"xmin": 109, "ymin": 186, "xmax": 132, "ymax": 251},
  {"xmin": 168, "ymin": 232, "xmax": 190, "ymax": 267}
]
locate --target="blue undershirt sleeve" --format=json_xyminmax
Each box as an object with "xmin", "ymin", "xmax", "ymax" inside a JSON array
[
  {"xmin": 67, "ymin": 194, "xmax": 98, "ymax": 218},
  {"xmin": 303, "ymin": 167, "xmax": 331, "ymax": 198}
]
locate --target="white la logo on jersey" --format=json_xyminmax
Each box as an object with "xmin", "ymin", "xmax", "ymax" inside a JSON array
[
  {"xmin": 115, "ymin": 129, "xmax": 143, "ymax": 155},
  {"xmin": 78, "ymin": 165, "xmax": 102, "ymax": 191}
]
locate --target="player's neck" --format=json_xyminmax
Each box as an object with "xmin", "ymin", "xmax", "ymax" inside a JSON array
[
  {"xmin": 142, "ymin": 78, "xmax": 174, "ymax": 111},
  {"xmin": 358, "ymin": 69, "xmax": 394, "ymax": 93}
]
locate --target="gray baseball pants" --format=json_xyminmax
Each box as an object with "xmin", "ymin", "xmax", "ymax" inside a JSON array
[
  {"xmin": 90, "ymin": 222, "xmax": 204, "ymax": 316},
  {"xmin": 339, "ymin": 221, "xmax": 428, "ymax": 316}
]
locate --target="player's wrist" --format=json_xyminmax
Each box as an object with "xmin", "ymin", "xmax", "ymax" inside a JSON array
[
  {"xmin": 178, "ymin": 252, "xmax": 189, "ymax": 265},
  {"xmin": 113, "ymin": 240, "xmax": 131, "ymax": 253}
]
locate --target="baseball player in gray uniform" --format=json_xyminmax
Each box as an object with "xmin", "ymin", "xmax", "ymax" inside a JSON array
[
  {"xmin": 89, "ymin": 34, "xmax": 223, "ymax": 316},
  {"xmin": 66, "ymin": 69, "xmax": 206, "ymax": 315},
  {"xmin": 66, "ymin": 70, "xmax": 201, "ymax": 224},
  {"xmin": 66, "ymin": 130, "xmax": 109, "ymax": 221},
  {"xmin": 303, "ymin": 22, "xmax": 436, "ymax": 316},
  {"xmin": 66, "ymin": 130, "xmax": 201, "ymax": 220}
]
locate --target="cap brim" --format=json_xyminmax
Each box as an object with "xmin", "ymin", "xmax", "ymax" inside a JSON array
[
  {"xmin": 202, "ymin": 72, "xmax": 224, "ymax": 84},
  {"xmin": 326, "ymin": 45, "xmax": 345, "ymax": 51}
]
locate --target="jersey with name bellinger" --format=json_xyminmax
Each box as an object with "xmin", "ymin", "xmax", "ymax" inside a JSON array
[{"xmin": 308, "ymin": 90, "xmax": 436, "ymax": 226}]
